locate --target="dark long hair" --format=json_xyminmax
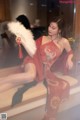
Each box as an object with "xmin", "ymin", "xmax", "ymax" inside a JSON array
[
  {"xmin": 49, "ymin": 16, "xmax": 66, "ymax": 37},
  {"xmin": 16, "ymin": 14, "xmax": 31, "ymax": 29}
]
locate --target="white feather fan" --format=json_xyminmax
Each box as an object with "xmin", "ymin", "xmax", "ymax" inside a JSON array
[{"xmin": 8, "ymin": 21, "xmax": 37, "ymax": 57}]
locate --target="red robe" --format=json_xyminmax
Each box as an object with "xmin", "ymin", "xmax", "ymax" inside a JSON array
[{"xmin": 23, "ymin": 36, "xmax": 71, "ymax": 120}]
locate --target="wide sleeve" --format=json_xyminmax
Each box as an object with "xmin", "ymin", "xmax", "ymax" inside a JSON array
[{"xmin": 51, "ymin": 50, "xmax": 73, "ymax": 74}]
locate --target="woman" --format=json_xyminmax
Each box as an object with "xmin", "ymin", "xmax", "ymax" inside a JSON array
[{"xmin": 0, "ymin": 17, "xmax": 75, "ymax": 120}]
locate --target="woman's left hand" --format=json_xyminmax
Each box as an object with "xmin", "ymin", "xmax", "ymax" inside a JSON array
[{"xmin": 66, "ymin": 59, "xmax": 73, "ymax": 70}]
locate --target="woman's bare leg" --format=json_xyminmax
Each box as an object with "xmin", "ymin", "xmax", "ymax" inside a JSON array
[
  {"xmin": 0, "ymin": 83, "xmax": 20, "ymax": 92},
  {"xmin": 0, "ymin": 63, "xmax": 36, "ymax": 92},
  {"xmin": 0, "ymin": 63, "xmax": 36, "ymax": 84}
]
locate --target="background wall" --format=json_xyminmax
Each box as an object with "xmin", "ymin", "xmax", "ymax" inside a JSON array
[
  {"xmin": 9, "ymin": 0, "xmax": 38, "ymax": 25},
  {"xmin": 0, "ymin": 0, "xmax": 76, "ymax": 29},
  {"xmin": 0, "ymin": 0, "xmax": 10, "ymax": 22}
]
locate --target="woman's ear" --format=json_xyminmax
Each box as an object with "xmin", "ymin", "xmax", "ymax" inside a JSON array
[{"xmin": 59, "ymin": 29, "xmax": 61, "ymax": 34}]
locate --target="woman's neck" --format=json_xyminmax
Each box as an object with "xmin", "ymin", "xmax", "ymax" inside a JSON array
[
  {"xmin": 48, "ymin": 35, "xmax": 60, "ymax": 42},
  {"xmin": 52, "ymin": 35, "xmax": 59, "ymax": 41}
]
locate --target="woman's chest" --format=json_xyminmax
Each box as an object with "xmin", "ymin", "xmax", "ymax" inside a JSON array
[{"xmin": 40, "ymin": 41, "xmax": 62, "ymax": 62}]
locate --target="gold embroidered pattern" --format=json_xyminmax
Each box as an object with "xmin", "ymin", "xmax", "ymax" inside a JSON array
[{"xmin": 50, "ymin": 96, "xmax": 60, "ymax": 109}]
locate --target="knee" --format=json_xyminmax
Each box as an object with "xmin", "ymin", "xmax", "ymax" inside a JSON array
[{"xmin": 30, "ymin": 70, "xmax": 36, "ymax": 80}]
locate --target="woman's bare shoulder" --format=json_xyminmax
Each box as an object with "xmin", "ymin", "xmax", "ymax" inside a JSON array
[
  {"xmin": 61, "ymin": 37, "xmax": 69, "ymax": 45},
  {"xmin": 61, "ymin": 37, "xmax": 71, "ymax": 51},
  {"xmin": 43, "ymin": 35, "xmax": 47, "ymax": 39},
  {"xmin": 41, "ymin": 35, "xmax": 48, "ymax": 45}
]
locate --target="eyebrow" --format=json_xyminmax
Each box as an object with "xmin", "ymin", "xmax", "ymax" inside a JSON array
[{"xmin": 50, "ymin": 25, "xmax": 56, "ymax": 29}]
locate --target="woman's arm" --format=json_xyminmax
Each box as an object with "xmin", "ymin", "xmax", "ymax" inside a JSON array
[{"xmin": 63, "ymin": 39, "xmax": 73, "ymax": 69}]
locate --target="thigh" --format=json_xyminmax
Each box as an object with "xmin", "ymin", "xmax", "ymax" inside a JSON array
[
  {"xmin": 24, "ymin": 63, "xmax": 37, "ymax": 76},
  {"xmin": 0, "ymin": 83, "xmax": 20, "ymax": 92}
]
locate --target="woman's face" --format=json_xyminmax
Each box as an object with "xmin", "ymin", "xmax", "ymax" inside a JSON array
[{"xmin": 48, "ymin": 22, "xmax": 60, "ymax": 36}]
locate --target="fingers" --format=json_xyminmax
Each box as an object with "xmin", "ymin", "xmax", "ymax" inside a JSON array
[{"xmin": 66, "ymin": 61, "xmax": 73, "ymax": 70}]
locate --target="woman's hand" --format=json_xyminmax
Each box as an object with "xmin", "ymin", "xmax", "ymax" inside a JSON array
[{"xmin": 66, "ymin": 59, "xmax": 73, "ymax": 70}]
